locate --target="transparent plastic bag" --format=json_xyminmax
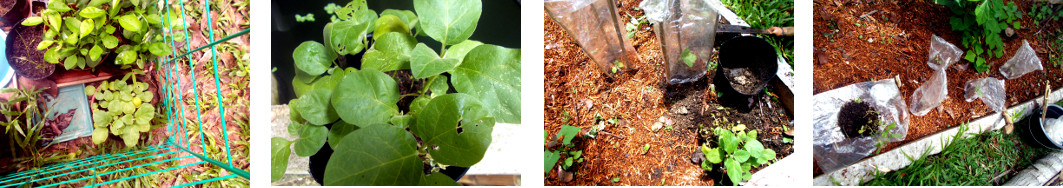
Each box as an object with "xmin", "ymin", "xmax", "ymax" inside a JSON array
[
  {"xmin": 640, "ymin": 0, "xmax": 718, "ymax": 85},
  {"xmin": 999, "ymin": 40, "xmax": 1043, "ymax": 79},
  {"xmin": 813, "ymin": 79, "xmax": 910, "ymax": 173},
  {"xmin": 546, "ymin": 0, "xmax": 639, "ymax": 75},
  {"xmin": 909, "ymin": 35, "xmax": 963, "ymax": 116},
  {"xmin": 963, "ymin": 77, "xmax": 1006, "ymax": 113}
]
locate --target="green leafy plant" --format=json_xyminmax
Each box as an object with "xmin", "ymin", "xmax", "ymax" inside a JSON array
[
  {"xmin": 84, "ymin": 73, "xmax": 156, "ymax": 148},
  {"xmin": 701, "ymin": 127, "xmax": 777, "ymax": 185},
  {"xmin": 624, "ymin": 14, "xmax": 648, "ymax": 39},
  {"xmin": 935, "ymin": 0, "xmax": 1023, "ymax": 73},
  {"xmin": 0, "ymin": 87, "xmax": 49, "ymax": 167},
  {"xmin": 271, "ymin": 0, "xmax": 520, "ymax": 185},
  {"xmin": 1030, "ymin": 2, "xmax": 1062, "ymax": 27},
  {"xmin": 545, "ymin": 125, "xmax": 583, "ymax": 173},
  {"xmin": 294, "ymin": 13, "xmax": 316, "ymax": 22},
  {"xmin": 611, "ymin": 60, "xmax": 625, "ymax": 73},
  {"xmin": 22, "ymin": 0, "xmax": 177, "ymax": 70}
]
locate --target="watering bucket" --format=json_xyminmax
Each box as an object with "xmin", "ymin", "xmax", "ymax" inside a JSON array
[{"xmin": 1021, "ymin": 104, "xmax": 1063, "ymax": 151}]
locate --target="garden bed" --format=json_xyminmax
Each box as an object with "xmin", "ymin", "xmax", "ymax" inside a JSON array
[
  {"xmin": 0, "ymin": 0, "xmax": 250, "ymax": 186},
  {"xmin": 813, "ymin": 0, "xmax": 1063, "ymax": 175},
  {"xmin": 543, "ymin": 0, "xmax": 793, "ymax": 185}
]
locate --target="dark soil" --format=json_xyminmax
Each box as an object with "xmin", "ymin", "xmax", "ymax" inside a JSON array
[
  {"xmin": 837, "ymin": 100, "xmax": 878, "ymax": 138},
  {"xmin": 813, "ymin": 0, "xmax": 1063, "ymax": 175},
  {"xmin": 6, "ymin": 24, "xmax": 52, "ymax": 80},
  {"xmin": 544, "ymin": 0, "xmax": 792, "ymax": 185},
  {"xmin": 0, "ymin": 0, "xmax": 13, "ymax": 16}
]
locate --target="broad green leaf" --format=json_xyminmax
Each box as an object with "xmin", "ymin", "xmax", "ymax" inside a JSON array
[
  {"xmin": 326, "ymin": 20, "xmax": 371, "ymax": 55},
  {"xmin": 380, "ymin": 9, "xmax": 419, "ymax": 31},
  {"xmin": 724, "ymin": 158, "xmax": 743, "ymax": 185},
  {"xmin": 545, "ymin": 150, "xmax": 561, "ymax": 172},
  {"xmin": 48, "ymin": 0, "xmax": 72, "ymax": 12},
  {"xmin": 271, "ymin": 137, "xmax": 292, "ymax": 182},
  {"xmin": 88, "ymin": 0, "xmax": 108, "ymax": 7},
  {"xmin": 441, "ymin": 40, "xmax": 483, "ymax": 60},
  {"xmin": 719, "ymin": 129, "xmax": 739, "ymax": 154},
  {"xmin": 558, "ymin": 124, "xmax": 581, "ymax": 145},
  {"xmin": 412, "ymin": 94, "xmax": 495, "ymax": 167},
  {"xmin": 293, "ymin": 41, "xmax": 335, "ymax": 77},
  {"xmin": 102, "ymin": 35, "xmax": 119, "ymax": 49},
  {"xmin": 745, "ymin": 140, "xmax": 765, "ymax": 159},
  {"xmin": 118, "ymin": 14, "xmax": 142, "ymax": 32},
  {"xmin": 390, "ymin": 114, "xmax": 413, "ymax": 129},
  {"xmin": 761, "ymin": 149, "xmax": 776, "ymax": 162},
  {"xmin": 80, "ymin": 7, "xmax": 107, "ymax": 19},
  {"xmin": 293, "ymin": 124, "xmax": 328, "ymax": 157},
  {"xmin": 681, "ymin": 48, "xmax": 697, "ymax": 67},
  {"xmin": 80, "ymin": 19, "xmax": 94, "ymax": 39},
  {"xmin": 36, "ymin": 40, "xmax": 54, "ymax": 51},
  {"xmin": 704, "ymin": 146, "xmax": 722, "ymax": 164},
  {"xmin": 88, "ymin": 45, "xmax": 103, "ymax": 64},
  {"xmin": 428, "ymin": 75, "xmax": 449, "ymax": 97},
  {"xmin": 420, "ymin": 172, "xmax": 459, "ymax": 186},
  {"xmin": 121, "ymin": 125, "xmax": 139, "ymax": 147},
  {"xmin": 450, "ymin": 45, "xmax": 521, "ymax": 123},
  {"xmin": 361, "ymin": 32, "xmax": 417, "ymax": 72},
  {"xmin": 148, "ymin": 42, "xmax": 170, "ymax": 56},
  {"xmin": 21, "ymin": 17, "xmax": 43, "ymax": 26},
  {"xmin": 134, "ymin": 105, "xmax": 154, "ymax": 125},
  {"xmin": 411, "ymin": 43, "xmax": 460, "ymax": 78},
  {"xmin": 733, "ymin": 150, "xmax": 750, "ymax": 162},
  {"xmin": 293, "ymin": 89, "xmax": 338, "ymax": 125},
  {"xmin": 324, "ymin": 124, "xmax": 421, "ymax": 185},
  {"xmin": 409, "ymin": 96, "xmax": 431, "ymax": 114},
  {"xmin": 85, "ymin": 85, "xmax": 97, "ymax": 96},
  {"xmin": 117, "ymin": 50, "xmax": 137, "ymax": 65},
  {"xmin": 91, "ymin": 128, "xmax": 108, "ymax": 144},
  {"xmin": 327, "ymin": 120, "xmax": 358, "ymax": 149},
  {"xmin": 331, "ymin": 69, "xmax": 400, "ymax": 127},
  {"xmin": 373, "ymin": 15, "xmax": 411, "ymax": 40},
  {"xmin": 64, "ymin": 56, "xmax": 81, "ymax": 70},
  {"xmin": 414, "ymin": 0, "xmax": 482, "ymax": 45},
  {"xmin": 47, "ymin": 13, "xmax": 62, "ymax": 30}
]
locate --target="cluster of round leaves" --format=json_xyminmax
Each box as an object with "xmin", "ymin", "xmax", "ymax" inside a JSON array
[
  {"xmin": 21, "ymin": 0, "xmax": 175, "ymax": 70},
  {"xmin": 272, "ymin": 0, "xmax": 522, "ymax": 185},
  {"xmin": 701, "ymin": 127, "xmax": 777, "ymax": 185},
  {"xmin": 85, "ymin": 77, "xmax": 155, "ymax": 148}
]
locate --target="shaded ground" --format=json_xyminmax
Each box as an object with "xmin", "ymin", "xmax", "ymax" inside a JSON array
[
  {"xmin": 544, "ymin": 0, "xmax": 793, "ymax": 185},
  {"xmin": 813, "ymin": 0, "xmax": 1063, "ymax": 174}
]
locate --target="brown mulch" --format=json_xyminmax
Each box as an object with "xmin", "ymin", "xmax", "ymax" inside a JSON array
[
  {"xmin": 545, "ymin": 0, "xmax": 793, "ymax": 185},
  {"xmin": 813, "ymin": 0, "xmax": 1063, "ymax": 174}
]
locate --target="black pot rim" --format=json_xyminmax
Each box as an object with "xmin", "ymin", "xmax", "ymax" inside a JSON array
[
  {"xmin": 1025, "ymin": 104, "xmax": 1063, "ymax": 150},
  {"xmin": 5, "ymin": 19, "xmax": 54, "ymax": 80}
]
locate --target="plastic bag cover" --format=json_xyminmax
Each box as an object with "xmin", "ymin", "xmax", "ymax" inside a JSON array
[
  {"xmin": 909, "ymin": 35, "xmax": 962, "ymax": 116},
  {"xmin": 641, "ymin": 0, "xmax": 718, "ymax": 84},
  {"xmin": 999, "ymin": 40, "xmax": 1044, "ymax": 79},
  {"xmin": 813, "ymin": 79, "xmax": 910, "ymax": 173},
  {"xmin": 963, "ymin": 77, "xmax": 1006, "ymax": 113},
  {"xmin": 543, "ymin": 0, "xmax": 594, "ymax": 15}
]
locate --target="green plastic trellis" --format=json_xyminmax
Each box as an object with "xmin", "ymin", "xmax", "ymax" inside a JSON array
[{"xmin": 0, "ymin": 0, "xmax": 249, "ymax": 187}]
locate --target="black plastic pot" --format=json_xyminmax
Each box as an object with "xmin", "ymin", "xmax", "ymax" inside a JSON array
[
  {"xmin": 717, "ymin": 36, "xmax": 778, "ymax": 96},
  {"xmin": 307, "ymin": 143, "xmax": 470, "ymax": 185},
  {"xmin": 0, "ymin": 0, "xmax": 29, "ymax": 27},
  {"xmin": 5, "ymin": 19, "xmax": 54, "ymax": 80},
  {"xmin": 1020, "ymin": 104, "xmax": 1063, "ymax": 151}
]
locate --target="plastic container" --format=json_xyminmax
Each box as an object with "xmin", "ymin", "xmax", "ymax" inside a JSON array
[
  {"xmin": 545, "ymin": 0, "xmax": 639, "ymax": 75},
  {"xmin": 1021, "ymin": 104, "xmax": 1063, "ymax": 151},
  {"xmin": 642, "ymin": 0, "xmax": 719, "ymax": 85},
  {"xmin": 717, "ymin": 36, "xmax": 777, "ymax": 95}
]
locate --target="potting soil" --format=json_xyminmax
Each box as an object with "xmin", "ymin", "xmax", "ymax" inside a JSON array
[
  {"xmin": 837, "ymin": 100, "xmax": 877, "ymax": 138},
  {"xmin": 813, "ymin": 79, "xmax": 909, "ymax": 173}
]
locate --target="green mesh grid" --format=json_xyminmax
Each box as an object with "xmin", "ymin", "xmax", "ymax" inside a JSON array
[{"xmin": 0, "ymin": 0, "xmax": 249, "ymax": 187}]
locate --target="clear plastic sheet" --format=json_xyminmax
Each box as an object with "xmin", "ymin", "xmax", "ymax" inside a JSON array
[
  {"xmin": 999, "ymin": 40, "xmax": 1044, "ymax": 80},
  {"xmin": 963, "ymin": 77, "xmax": 1006, "ymax": 113},
  {"xmin": 640, "ymin": 0, "xmax": 718, "ymax": 84},
  {"xmin": 1045, "ymin": 117, "xmax": 1063, "ymax": 146},
  {"xmin": 909, "ymin": 35, "xmax": 963, "ymax": 116},
  {"xmin": 546, "ymin": 0, "xmax": 638, "ymax": 75},
  {"xmin": 813, "ymin": 79, "xmax": 910, "ymax": 173}
]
